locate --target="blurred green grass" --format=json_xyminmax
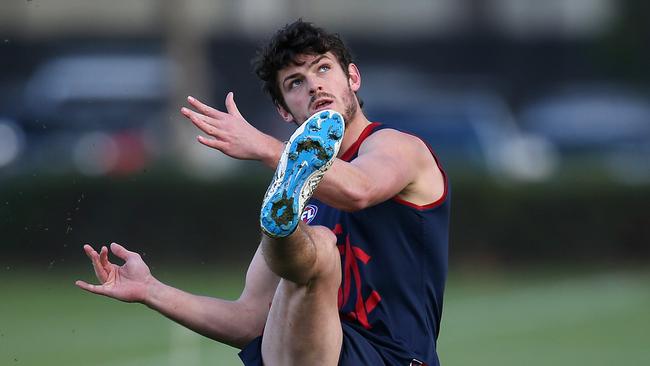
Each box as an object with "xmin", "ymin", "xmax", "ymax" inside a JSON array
[{"xmin": 1, "ymin": 265, "xmax": 648, "ymax": 366}]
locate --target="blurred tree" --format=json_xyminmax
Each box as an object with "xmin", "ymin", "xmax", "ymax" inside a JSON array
[
  {"xmin": 157, "ymin": 0, "xmax": 213, "ymax": 163},
  {"xmin": 599, "ymin": 0, "xmax": 650, "ymax": 84}
]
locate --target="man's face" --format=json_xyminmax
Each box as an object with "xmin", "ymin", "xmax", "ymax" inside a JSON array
[{"xmin": 276, "ymin": 52, "xmax": 360, "ymax": 125}]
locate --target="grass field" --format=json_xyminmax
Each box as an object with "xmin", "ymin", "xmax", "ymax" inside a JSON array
[{"xmin": 1, "ymin": 265, "xmax": 648, "ymax": 365}]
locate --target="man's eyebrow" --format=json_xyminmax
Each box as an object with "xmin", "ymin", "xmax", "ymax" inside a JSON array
[
  {"xmin": 282, "ymin": 55, "xmax": 331, "ymax": 86},
  {"xmin": 309, "ymin": 55, "xmax": 329, "ymax": 67},
  {"xmin": 282, "ymin": 72, "xmax": 301, "ymax": 86}
]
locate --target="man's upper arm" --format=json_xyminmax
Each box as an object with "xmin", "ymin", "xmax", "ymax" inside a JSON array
[{"xmin": 348, "ymin": 129, "xmax": 427, "ymax": 207}]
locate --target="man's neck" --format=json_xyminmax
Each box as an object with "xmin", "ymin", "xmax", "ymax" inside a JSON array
[{"xmin": 338, "ymin": 112, "xmax": 371, "ymax": 157}]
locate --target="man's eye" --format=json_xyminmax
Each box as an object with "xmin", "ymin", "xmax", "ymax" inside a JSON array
[
  {"xmin": 290, "ymin": 79, "xmax": 302, "ymax": 89},
  {"xmin": 319, "ymin": 65, "xmax": 331, "ymax": 72}
]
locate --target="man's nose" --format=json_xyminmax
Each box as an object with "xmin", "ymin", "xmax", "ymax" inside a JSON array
[{"xmin": 308, "ymin": 78, "xmax": 323, "ymax": 95}]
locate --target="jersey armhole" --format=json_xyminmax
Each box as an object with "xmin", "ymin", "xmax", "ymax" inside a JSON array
[{"xmin": 392, "ymin": 138, "xmax": 448, "ymax": 211}]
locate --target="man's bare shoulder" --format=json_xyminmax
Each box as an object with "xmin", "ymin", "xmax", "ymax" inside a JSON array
[
  {"xmin": 358, "ymin": 127, "xmax": 430, "ymax": 157},
  {"xmin": 357, "ymin": 127, "xmax": 444, "ymax": 204}
]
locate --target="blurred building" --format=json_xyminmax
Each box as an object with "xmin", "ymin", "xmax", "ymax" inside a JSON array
[
  {"xmin": 0, "ymin": 0, "xmax": 647, "ymax": 182},
  {"xmin": 0, "ymin": 0, "xmax": 618, "ymax": 38}
]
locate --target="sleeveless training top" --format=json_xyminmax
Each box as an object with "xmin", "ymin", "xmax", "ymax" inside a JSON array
[{"xmin": 303, "ymin": 123, "xmax": 450, "ymax": 366}]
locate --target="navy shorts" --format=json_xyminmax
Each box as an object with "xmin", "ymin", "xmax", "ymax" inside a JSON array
[{"xmin": 239, "ymin": 322, "xmax": 387, "ymax": 365}]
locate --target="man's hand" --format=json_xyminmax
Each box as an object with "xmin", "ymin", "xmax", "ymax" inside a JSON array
[
  {"xmin": 181, "ymin": 92, "xmax": 283, "ymax": 167},
  {"xmin": 75, "ymin": 243, "xmax": 153, "ymax": 303}
]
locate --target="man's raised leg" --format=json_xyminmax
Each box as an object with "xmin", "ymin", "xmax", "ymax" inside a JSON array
[
  {"xmin": 260, "ymin": 223, "xmax": 343, "ymax": 366},
  {"xmin": 256, "ymin": 110, "xmax": 346, "ymax": 365}
]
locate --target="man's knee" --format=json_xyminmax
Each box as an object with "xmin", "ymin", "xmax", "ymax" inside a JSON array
[
  {"xmin": 293, "ymin": 225, "xmax": 341, "ymax": 296},
  {"xmin": 261, "ymin": 224, "xmax": 339, "ymax": 286}
]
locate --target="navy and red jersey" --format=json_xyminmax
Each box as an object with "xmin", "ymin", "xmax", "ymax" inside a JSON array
[{"xmin": 303, "ymin": 123, "xmax": 450, "ymax": 366}]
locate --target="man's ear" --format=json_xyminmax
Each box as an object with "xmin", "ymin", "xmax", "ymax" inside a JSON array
[
  {"xmin": 348, "ymin": 63, "xmax": 361, "ymax": 92},
  {"xmin": 276, "ymin": 104, "xmax": 295, "ymax": 123}
]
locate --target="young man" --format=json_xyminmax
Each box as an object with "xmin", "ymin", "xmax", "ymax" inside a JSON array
[{"xmin": 76, "ymin": 20, "xmax": 449, "ymax": 365}]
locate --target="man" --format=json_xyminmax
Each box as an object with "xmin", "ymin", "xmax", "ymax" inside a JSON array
[{"xmin": 76, "ymin": 20, "xmax": 449, "ymax": 365}]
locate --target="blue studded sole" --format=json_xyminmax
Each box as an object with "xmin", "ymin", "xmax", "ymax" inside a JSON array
[{"xmin": 260, "ymin": 110, "xmax": 345, "ymax": 238}]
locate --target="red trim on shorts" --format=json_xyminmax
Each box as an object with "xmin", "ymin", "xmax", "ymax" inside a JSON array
[{"xmin": 339, "ymin": 122, "xmax": 382, "ymax": 162}]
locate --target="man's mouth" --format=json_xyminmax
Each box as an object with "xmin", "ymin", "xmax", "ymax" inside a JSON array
[{"xmin": 311, "ymin": 98, "xmax": 334, "ymax": 113}]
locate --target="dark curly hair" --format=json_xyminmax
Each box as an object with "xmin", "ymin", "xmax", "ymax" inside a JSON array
[{"xmin": 253, "ymin": 19, "xmax": 362, "ymax": 111}]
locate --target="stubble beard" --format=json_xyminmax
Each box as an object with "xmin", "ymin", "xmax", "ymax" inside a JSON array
[
  {"xmin": 341, "ymin": 86, "xmax": 358, "ymax": 126},
  {"xmin": 291, "ymin": 86, "xmax": 358, "ymax": 126}
]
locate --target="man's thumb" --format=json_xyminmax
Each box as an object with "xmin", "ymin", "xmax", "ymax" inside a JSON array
[{"xmin": 225, "ymin": 92, "xmax": 243, "ymax": 119}]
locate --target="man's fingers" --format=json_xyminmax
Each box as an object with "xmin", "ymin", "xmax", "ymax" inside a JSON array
[
  {"xmin": 182, "ymin": 108, "xmax": 223, "ymax": 137},
  {"xmin": 187, "ymin": 96, "xmax": 227, "ymax": 119},
  {"xmin": 75, "ymin": 280, "xmax": 111, "ymax": 297},
  {"xmin": 225, "ymin": 92, "xmax": 243, "ymax": 119},
  {"xmin": 110, "ymin": 242, "xmax": 137, "ymax": 262},
  {"xmin": 83, "ymin": 244, "xmax": 98, "ymax": 261},
  {"xmin": 83, "ymin": 244, "xmax": 108, "ymax": 282},
  {"xmin": 197, "ymin": 135, "xmax": 227, "ymax": 151},
  {"xmin": 99, "ymin": 246, "xmax": 110, "ymax": 266},
  {"xmin": 181, "ymin": 107, "xmax": 216, "ymax": 126},
  {"xmin": 191, "ymin": 115, "xmax": 220, "ymax": 137}
]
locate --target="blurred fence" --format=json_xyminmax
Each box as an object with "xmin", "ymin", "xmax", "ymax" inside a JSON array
[{"xmin": 1, "ymin": 171, "xmax": 648, "ymax": 267}]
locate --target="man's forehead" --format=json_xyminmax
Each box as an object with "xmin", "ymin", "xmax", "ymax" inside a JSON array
[
  {"xmin": 280, "ymin": 52, "xmax": 334, "ymax": 74},
  {"xmin": 294, "ymin": 52, "xmax": 330, "ymax": 63}
]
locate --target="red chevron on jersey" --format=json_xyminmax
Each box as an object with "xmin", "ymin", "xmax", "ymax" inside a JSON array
[{"xmin": 333, "ymin": 223, "xmax": 381, "ymax": 330}]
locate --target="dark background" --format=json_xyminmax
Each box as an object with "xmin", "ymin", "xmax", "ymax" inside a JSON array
[
  {"xmin": 1, "ymin": 1, "xmax": 648, "ymax": 268},
  {"xmin": 1, "ymin": 1, "xmax": 649, "ymax": 365}
]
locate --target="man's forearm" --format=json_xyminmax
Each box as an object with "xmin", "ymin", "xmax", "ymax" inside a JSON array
[
  {"xmin": 258, "ymin": 138, "xmax": 371, "ymax": 211},
  {"xmin": 144, "ymin": 278, "xmax": 265, "ymax": 349},
  {"xmin": 259, "ymin": 135, "xmax": 285, "ymax": 169},
  {"xmin": 313, "ymin": 160, "xmax": 375, "ymax": 211}
]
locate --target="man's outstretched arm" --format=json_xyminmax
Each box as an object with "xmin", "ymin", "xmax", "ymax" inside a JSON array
[
  {"xmin": 76, "ymin": 243, "xmax": 279, "ymax": 349},
  {"xmin": 182, "ymin": 95, "xmax": 444, "ymax": 212}
]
